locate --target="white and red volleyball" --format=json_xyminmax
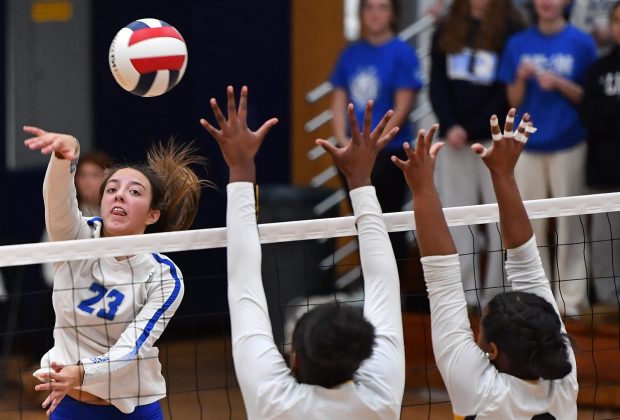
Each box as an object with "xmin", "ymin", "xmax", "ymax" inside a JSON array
[{"xmin": 109, "ymin": 18, "xmax": 188, "ymax": 97}]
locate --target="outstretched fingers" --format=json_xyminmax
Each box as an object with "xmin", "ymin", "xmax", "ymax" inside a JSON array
[
  {"xmin": 471, "ymin": 143, "xmax": 488, "ymax": 157},
  {"xmin": 209, "ymin": 97, "xmax": 228, "ymax": 129},
  {"xmin": 255, "ymin": 118, "xmax": 279, "ymax": 140},
  {"xmin": 503, "ymin": 108, "xmax": 516, "ymax": 139},
  {"xmin": 347, "ymin": 103, "xmax": 362, "ymax": 144},
  {"xmin": 23, "ymin": 126, "xmax": 46, "ymax": 137},
  {"xmin": 315, "ymin": 138, "xmax": 340, "ymax": 160},
  {"xmin": 414, "ymin": 128, "xmax": 427, "ymax": 157},
  {"xmin": 362, "ymin": 100, "xmax": 373, "ymax": 138},
  {"xmin": 372, "ymin": 109, "xmax": 395, "ymax": 148},
  {"xmin": 23, "ymin": 126, "xmax": 49, "ymax": 148},
  {"xmin": 514, "ymin": 112, "xmax": 536, "ymax": 143},
  {"xmin": 238, "ymin": 85, "xmax": 248, "ymax": 127},
  {"xmin": 425, "ymin": 124, "xmax": 439, "ymax": 155},
  {"xmin": 490, "ymin": 114, "xmax": 502, "ymax": 141},
  {"xmin": 376, "ymin": 126, "xmax": 399, "ymax": 150},
  {"xmin": 226, "ymin": 86, "xmax": 237, "ymax": 126},
  {"xmin": 429, "ymin": 140, "xmax": 444, "ymax": 159},
  {"xmin": 199, "ymin": 118, "xmax": 221, "ymax": 141},
  {"xmin": 391, "ymin": 141, "xmax": 416, "ymax": 169}
]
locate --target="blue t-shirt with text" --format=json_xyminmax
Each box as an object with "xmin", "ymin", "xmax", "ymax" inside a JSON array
[
  {"xmin": 331, "ymin": 37, "xmax": 423, "ymax": 150},
  {"xmin": 498, "ymin": 25, "xmax": 596, "ymax": 152}
]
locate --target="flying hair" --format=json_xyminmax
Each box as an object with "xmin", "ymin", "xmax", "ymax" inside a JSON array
[{"xmin": 101, "ymin": 139, "xmax": 211, "ymax": 233}]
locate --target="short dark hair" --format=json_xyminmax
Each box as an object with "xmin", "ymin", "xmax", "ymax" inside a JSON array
[
  {"xmin": 291, "ymin": 304, "xmax": 376, "ymax": 388},
  {"xmin": 482, "ymin": 291, "xmax": 572, "ymax": 380}
]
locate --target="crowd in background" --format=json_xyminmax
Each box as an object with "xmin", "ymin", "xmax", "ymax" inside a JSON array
[{"xmin": 330, "ymin": 0, "xmax": 620, "ymax": 315}]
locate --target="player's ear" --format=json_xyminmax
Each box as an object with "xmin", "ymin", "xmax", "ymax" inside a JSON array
[
  {"xmin": 487, "ymin": 342, "xmax": 499, "ymax": 362},
  {"xmin": 291, "ymin": 352, "xmax": 299, "ymax": 377},
  {"xmin": 146, "ymin": 209, "xmax": 161, "ymax": 226}
]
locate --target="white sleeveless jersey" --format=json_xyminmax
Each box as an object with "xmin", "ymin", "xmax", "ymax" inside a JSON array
[
  {"xmin": 40, "ymin": 154, "xmax": 184, "ymax": 414},
  {"xmin": 422, "ymin": 237, "xmax": 578, "ymax": 420}
]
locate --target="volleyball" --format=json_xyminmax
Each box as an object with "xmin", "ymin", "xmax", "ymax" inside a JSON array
[{"xmin": 109, "ymin": 18, "xmax": 188, "ymax": 97}]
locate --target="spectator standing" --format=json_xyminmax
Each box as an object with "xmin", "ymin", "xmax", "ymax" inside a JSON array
[
  {"xmin": 498, "ymin": 0, "xmax": 597, "ymax": 315},
  {"xmin": 429, "ymin": 0, "xmax": 525, "ymax": 308}
]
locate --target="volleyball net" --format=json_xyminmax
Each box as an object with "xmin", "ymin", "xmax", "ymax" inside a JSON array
[{"xmin": 0, "ymin": 192, "xmax": 619, "ymax": 418}]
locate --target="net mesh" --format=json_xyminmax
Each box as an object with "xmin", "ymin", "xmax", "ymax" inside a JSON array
[{"xmin": 0, "ymin": 193, "xmax": 619, "ymax": 419}]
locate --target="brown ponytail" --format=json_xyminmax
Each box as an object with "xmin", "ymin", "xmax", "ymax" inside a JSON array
[
  {"xmin": 101, "ymin": 140, "xmax": 211, "ymax": 233},
  {"xmin": 146, "ymin": 140, "xmax": 211, "ymax": 232}
]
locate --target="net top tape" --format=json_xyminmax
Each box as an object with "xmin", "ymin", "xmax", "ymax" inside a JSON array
[{"xmin": 1, "ymin": 192, "xmax": 620, "ymax": 268}]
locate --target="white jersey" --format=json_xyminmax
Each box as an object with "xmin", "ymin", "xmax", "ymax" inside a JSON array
[
  {"xmin": 422, "ymin": 236, "xmax": 578, "ymax": 419},
  {"xmin": 40, "ymin": 154, "xmax": 184, "ymax": 414},
  {"xmin": 227, "ymin": 183, "xmax": 404, "ymax": 420}
]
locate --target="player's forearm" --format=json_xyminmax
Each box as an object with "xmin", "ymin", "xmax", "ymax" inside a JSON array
[
  {"xmin": 226, "ymin": 183, "xmax": 273, "ymax": 343},
  {"xmin": 43, "ymin": 152, "xmax": 82, "ymax": 241},
  {"xmin": 491, "ymin": 174, "xmax": 532, "ymax": 249},
  {"xmin": 413, "ymin": 188, "xmax": 456, "ymax": 257},
  {"xmin": 352, "ymin": 187, "xmax": 402, "ymax": 334}
]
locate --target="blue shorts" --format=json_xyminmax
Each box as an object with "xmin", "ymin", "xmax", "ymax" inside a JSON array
[{"xmin": 50, "ymin": 396, "xmax": 163, "ymax": 420}]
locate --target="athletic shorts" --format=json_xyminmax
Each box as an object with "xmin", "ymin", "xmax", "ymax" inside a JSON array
[{"xmin": 50, "ymin": 395, "xmax": 163, "ymax": 420}]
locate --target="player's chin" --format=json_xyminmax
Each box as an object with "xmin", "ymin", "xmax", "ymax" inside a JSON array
[{"xmin": 102, "ymin": 218, "xmax": 142, "ymax": 237}]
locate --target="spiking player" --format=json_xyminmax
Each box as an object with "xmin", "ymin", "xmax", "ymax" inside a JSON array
[{"xmin": 24, "ymin": 129, "xmax": 206, "ymax": 418}]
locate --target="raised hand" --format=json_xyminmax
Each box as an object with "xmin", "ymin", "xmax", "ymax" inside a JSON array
[
  {"xmin": 470, "ymin": 108, "xmax": 536, "ymax": 176},
  {"xmin": 23, "ymin": 126, "xmax": 79, "ymax": 161},
  {"xmin": 200, "ymin": 85, "xmax": 278, "ymax": 183},
  {"xmin": 315, "ymin": 100, "xmax": 399, "ymax": 190},
  {"xmin": 391, "ymin": 124, "xmax": 442, "ymax": 194},
  {"xmin": 34, "ymin": 361, "xmax": 83, "ymax": 416}
]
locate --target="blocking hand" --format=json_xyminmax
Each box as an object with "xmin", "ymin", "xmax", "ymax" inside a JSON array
[
  {"xmin": 391, "ymin": 125, "xmax": 442, "ymax": 194},
  {"xmin": 315, "ymin": 100, "xmax": 398, "ymax": 190},
  {"xmin": 200, "ymin": 86, "xmax": 278, "ymax": 182},
  {"xmin": 471, "ymin": 108, "xmax": 536, "ymax": 176}
]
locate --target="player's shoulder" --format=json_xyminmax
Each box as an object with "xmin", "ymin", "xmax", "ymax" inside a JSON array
[
  {"xmin": 83, "ymin": 216, "xmax": 103, "ymax": 238},
  {"xmin": 148, "ymin": 253, "xmax": 183, "ymax": 277}
]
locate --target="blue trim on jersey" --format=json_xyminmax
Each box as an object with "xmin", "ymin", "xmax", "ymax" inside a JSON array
[
  {"xmin": 86, "ymin": 217, "xmax": 102, "ymax": 226},
  {"xmin": 128, "ymin": 253, "xmax": 181, "ymax": 358},
  {"xmin": 127, "ymin": 20, "xmax": 150, "ymax": 31}
]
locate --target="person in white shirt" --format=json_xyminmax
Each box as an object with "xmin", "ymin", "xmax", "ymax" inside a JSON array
[
  {"xmin": 200, "ymin": 86, "xmax": 405, "ymax": 419},
  {"xmin": 392, "ymin": 108, "xmax": 578, "ymax": 419},
  {"xmin": 23, "ymin": 129, "xmax": 206, "ymax": 418}
]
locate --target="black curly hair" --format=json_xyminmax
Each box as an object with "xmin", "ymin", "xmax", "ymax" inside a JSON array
[
  {"xmin": 482, "ymin": 291, "xmax": 572, "ymax": 380},
  {"xmin": 291, "ymin": 304, "xmax": 376, "ymax": 388}
]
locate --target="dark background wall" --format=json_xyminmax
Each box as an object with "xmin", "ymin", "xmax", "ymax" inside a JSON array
[
  {"xmin": 0, "ymin": 1, "xmax": 291, "ymax": 323},
  {"xmin": 0, "ymin": 0, "xmax": 291, "ymax": 243}
]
